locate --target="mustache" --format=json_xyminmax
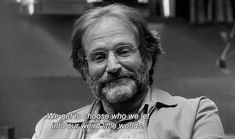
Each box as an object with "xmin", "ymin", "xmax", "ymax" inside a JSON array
[{"xmin": 98, "ymin": 70, "xmax": 136, "ymax": 85}]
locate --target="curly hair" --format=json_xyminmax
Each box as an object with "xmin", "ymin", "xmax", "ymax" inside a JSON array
[{"xmin": 71, "ymin": 4, "xmax": 162, "ymax": 85}]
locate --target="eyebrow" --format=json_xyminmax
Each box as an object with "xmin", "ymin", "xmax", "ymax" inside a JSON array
[
  {"xmin": 90, "ymin": 42, "xmax": 136, "ymax": 53},
  {"xmin": 114, "ymin": 42, "xmax": 136, "ymax": 48}
]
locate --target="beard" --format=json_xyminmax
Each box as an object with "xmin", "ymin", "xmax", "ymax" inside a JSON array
[{"xmin": 86, "ymin": 62, "xmax": 149, "ymax": 104}]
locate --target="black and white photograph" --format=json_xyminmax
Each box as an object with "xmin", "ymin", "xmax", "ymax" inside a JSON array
[{"xmin": 0, "ymin": 0, "xmax": 234, "ymax": 139}]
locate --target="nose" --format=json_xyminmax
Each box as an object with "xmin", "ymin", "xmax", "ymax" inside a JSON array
[{"xmin": 106, "ymin": 52, "xmax": 121, "ymax": 73}]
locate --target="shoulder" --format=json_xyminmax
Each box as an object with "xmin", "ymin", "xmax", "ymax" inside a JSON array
[
  {"xmin": 151, "ymin": 87, "xmax": 225, "ymax": 138},
  {"xmin": 68, "ymin": 104, "xmax": 92, "ymax": 118},
  {"xmin": 173, "ymin": 95, "xmax": 221, "ymax": 119},
  {"xmin": 151, "ymin": 87, "xmax": 218, "ymax": 113},
  {"xmin": 175, "ymin": 95, "xmax": 218, "ymax": 111},
  {"xmin": 32, "ymin": 104, "xmax": 92, "ymax": 139}
]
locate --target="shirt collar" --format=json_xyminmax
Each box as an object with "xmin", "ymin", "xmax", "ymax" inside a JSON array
[{"xmin": 138, "ymin": 86, "xmax": 178, "ymax": 113}]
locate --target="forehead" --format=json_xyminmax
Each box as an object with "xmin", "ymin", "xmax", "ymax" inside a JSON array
[{"xmin": 82, "ymin": 17, "xmax": 138, "ymax": 52}]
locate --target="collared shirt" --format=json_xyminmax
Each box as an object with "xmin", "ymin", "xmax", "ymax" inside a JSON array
[
  {"xmin": 32, "ymin": 87, "xmax": 225, "ymax": 139},
  {"xmin": 83, "ymin": 101, "xmax": 147, "ymax": 139},
  {"xmin": 82, "ymin": 86, "xmax": 177, "ymax": 139}
]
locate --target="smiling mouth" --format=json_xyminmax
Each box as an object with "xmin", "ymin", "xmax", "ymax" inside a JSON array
[
  {"xmin": 108, "ymin": 76, "xmax": 132, "ymax": 83},
  {"xmin": 101, "ymin": 77, "xmax": 132, "ymax": 87}
]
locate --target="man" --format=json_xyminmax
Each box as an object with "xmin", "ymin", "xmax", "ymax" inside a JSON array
[{"xmin": 33, "ymin": 4, "xmax": 225, "ymax": 139}]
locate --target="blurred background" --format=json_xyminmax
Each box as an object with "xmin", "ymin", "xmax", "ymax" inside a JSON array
[{"xmin": 0, "ymin": 0, "xmax": 235, "ymax": 138}]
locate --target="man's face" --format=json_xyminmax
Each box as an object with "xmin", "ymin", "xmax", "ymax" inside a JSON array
[{"xmin": 82, "ymin": 17, "xmax": 151, "ymax": 104}]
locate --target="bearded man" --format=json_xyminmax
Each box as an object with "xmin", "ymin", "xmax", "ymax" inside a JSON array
[{"xmin": 32, "ymin": 4, "xmax": 225, "ymax": 139}]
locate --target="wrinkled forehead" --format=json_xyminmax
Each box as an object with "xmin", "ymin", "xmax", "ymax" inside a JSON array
[{"xmin": 82, "ymin": 16, "xmax": 139, "ymax": 47}]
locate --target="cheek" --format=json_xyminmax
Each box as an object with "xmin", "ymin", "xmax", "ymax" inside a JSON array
[
  {"xmin": 121, "ymin": 52, "xmax": 143, "ymax": 72},
  {"xmin": 88, "ymin": 64, "xmax": 106, "ymax": 79}
]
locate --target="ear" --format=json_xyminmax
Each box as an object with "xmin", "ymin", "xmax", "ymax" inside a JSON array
[{"xmin": 146, "ymin": 57, "xmax": 153, "ymax": 72}]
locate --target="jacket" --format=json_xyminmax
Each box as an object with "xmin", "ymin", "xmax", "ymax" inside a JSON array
[{"xmin": 32, "ymin": 87, "xmax": 225, "ymax": 139}]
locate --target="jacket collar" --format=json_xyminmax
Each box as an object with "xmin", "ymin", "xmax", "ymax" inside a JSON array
[
  {"xmin": 139, "ymin": 86, "xmax": 178, "ymax": 113},
  {"xmin": 66, "ymin": 86, "xmax": 178, "ymax": 124}
]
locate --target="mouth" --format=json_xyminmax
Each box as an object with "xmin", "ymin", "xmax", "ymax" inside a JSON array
[{"xmin": 101, "ymin": 77, "xmax": 133, "ymax": 88}]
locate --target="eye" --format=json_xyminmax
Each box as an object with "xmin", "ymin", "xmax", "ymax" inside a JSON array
[
  {"xmin": 115, "ymin": 46, "xmax": 133, "ymax": 57},
  {"xmin": 90, "ymin": 51, "xmax": 106, "ymax": 63}
]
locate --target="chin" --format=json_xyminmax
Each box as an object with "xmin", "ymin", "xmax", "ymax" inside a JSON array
[{"xmin": 100, "ymin": 78, "xmax": 138, "ymax": 104}]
